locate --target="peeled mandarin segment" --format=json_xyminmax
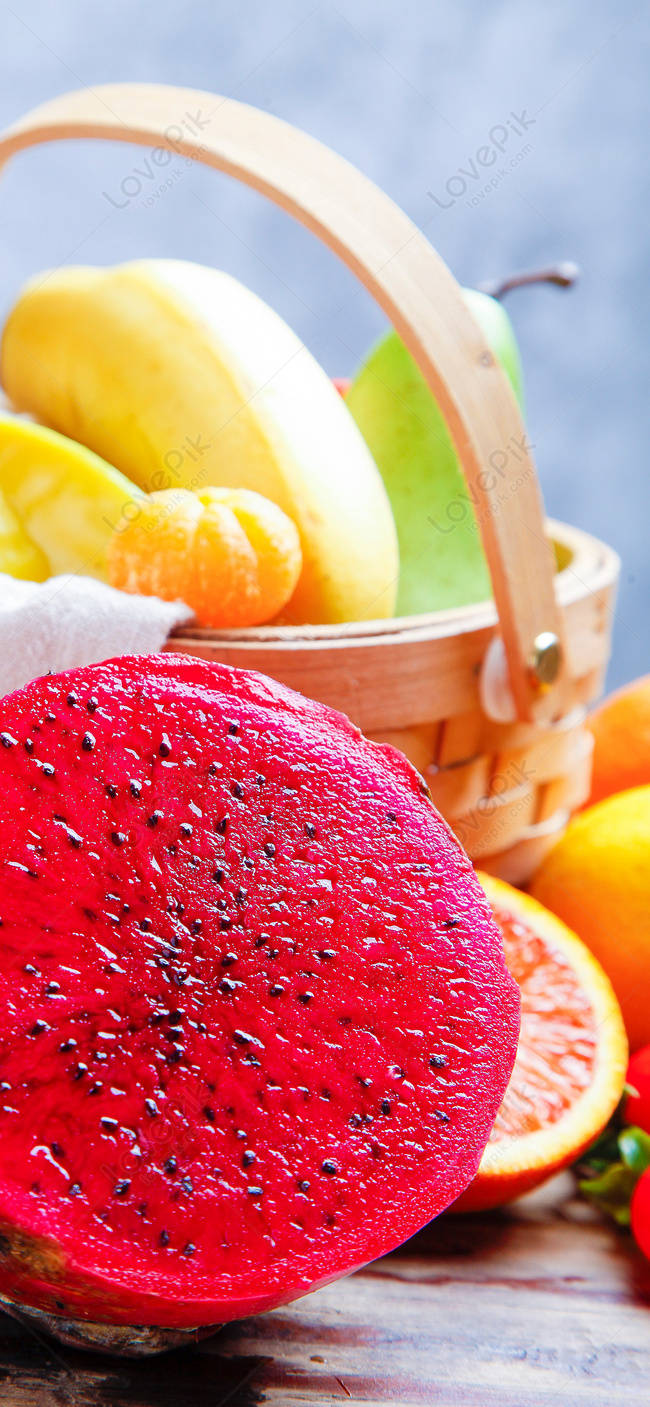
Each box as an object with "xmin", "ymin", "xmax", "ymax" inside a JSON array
[
  {"xmin": 218, "ymin": 490, "xmax": 302, "ymax": 616},
  {"xmin": 453, "ymin": 873, "xmax": 628, "ymax": 1212},
  {"xmin": 107, "ymin": 486, "xmax": 302, "ymax": 628},
  {"xmin": 193, "ymin": 503, "xmax": 261, "ymax": 626}
]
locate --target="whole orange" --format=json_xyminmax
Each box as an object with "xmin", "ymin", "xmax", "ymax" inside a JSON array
[
  {"xmin": 586, "ymin": 674, "xmax": 650, "ymax": 805},
  {"xmin": 531, "ymin": 786, "xmax": 650, "ymax": 1050}
]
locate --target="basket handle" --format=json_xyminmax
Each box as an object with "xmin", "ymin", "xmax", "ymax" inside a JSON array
[{"xmin": 0, "ymin": 83, "xmax": 567, "ymax": 721}]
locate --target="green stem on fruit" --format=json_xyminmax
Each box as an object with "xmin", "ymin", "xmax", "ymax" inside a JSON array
[{"xmin": 479, "ymin": 262, "xmax": 580, "ymax": 300}]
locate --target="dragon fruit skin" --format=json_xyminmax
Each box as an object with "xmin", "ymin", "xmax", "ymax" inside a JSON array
[{"xmin": 0, "ymin": 654, "xmax": 519, "ymax": 1333}]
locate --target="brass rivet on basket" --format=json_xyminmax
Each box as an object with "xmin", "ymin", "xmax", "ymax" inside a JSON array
[{"xmin": 529, "ymin": 631, "xmax": 562, "ymax": 691}]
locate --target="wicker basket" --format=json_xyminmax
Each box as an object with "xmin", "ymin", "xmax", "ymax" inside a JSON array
[{"xmin": 0, "ymin": 85, "xmax": 619, "ymax": 883}]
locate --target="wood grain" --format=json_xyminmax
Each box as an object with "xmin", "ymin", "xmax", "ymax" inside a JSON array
[{"xmin": 0, "ymin": 1178, "xmax": 647, "ymax": 1406}]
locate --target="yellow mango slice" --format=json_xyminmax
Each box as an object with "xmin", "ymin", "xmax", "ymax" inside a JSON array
[{"xmin": 0, "ymin": 417, "xmax": 142, "ymax": 580}]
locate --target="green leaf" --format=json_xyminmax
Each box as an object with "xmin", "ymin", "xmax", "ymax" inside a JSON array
[
  {"xmin": 579, "ymin": 1164, "xmax": 636, "ymax": 1226},
  {"xmin": 619, "ymin": 1127, "xmax": 650, "ymax": 1176}
]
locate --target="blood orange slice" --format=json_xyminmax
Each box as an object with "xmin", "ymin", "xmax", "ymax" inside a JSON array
[{"xmin": 455, "ymin": 874, "xmax": 628, "ymax": 1212}]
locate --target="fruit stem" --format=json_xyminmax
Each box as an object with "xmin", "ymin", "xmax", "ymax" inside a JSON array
[{"xmin": 478, "ymin": 262, "xmax": 580, "ymax": 300}]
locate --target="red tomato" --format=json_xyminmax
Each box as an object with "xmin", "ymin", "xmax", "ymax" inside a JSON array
[
  {"xmin": 631, "ymin": 1167, "xmax": 650, "ymax": 1259},
  {"xmin": 624, "ymin": 1046, "xmax": 650, "ymax": 1135}
]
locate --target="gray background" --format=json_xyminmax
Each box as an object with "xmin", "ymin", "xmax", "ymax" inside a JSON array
[{"xmin": 0, "ymin": 0, "xmax": 647, "ymax": 688}]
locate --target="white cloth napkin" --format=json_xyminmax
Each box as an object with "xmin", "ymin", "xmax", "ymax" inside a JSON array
[{"xmin": 0, "ymin": 573, "xmax": 193, "ymax": 696}]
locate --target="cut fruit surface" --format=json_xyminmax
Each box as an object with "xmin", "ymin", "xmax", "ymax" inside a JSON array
[
  {"xmin": 0, "ymin": 416, "xmax": 141, "ymax": 580},
  {"xmin": 455, "ymin": 874, "xmax": 627, "ymax": 1212},
  {"xmin": 0, "ymin": 656, "xmax": 519, "ymax": 1328}
]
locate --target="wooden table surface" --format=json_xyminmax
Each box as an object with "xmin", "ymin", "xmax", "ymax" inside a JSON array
[{"xmin": 0, "ymin": 1175, "xmax": 648, "ymax": 1406}]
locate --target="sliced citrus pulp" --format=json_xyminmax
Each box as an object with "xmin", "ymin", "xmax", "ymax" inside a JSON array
[{"xmin": 454, "ymin": 873, "xmax": 628, "ymax": 1212}]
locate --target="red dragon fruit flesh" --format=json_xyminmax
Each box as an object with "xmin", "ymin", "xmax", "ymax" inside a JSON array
[{"xmin": 0, "ymin": 654, "xmax": 519, "ymax": 1353}]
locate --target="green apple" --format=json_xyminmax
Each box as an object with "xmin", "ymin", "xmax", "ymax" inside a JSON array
[{"xmin": 345, "ymin": 289, "xmax": 524, "ymax": 616}]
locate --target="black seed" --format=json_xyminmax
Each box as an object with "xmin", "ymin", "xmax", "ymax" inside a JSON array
[
  {"xmin": 219, "ymin": 916, "xmax": 232, "ymax": 931},
  {"xmin": 389, "ymin": 1064, "xmax": 406, "ymax": 1080},
  {"xmin": 235, "ymin": 888, "xmax": 247, "ymax": 906},
  {"xmin": 159, "ymin": 734, "xmax": 172, "ymax": 758},
  {"xmin": 180, "ymin": 1176, "xmax": 193, "ymax": 1194},
  {"xmin": 227, "ymin": 723, "xmax": 239, "ymax": 736},
  {"xmin": 164, "ymin": 1157, "xmax": 177, "ymax": 1176},
  {"xmin": 255, "ymin": 774, "xmax": 265, "ymax": 786},
  {"xmin": 147, "ymin": 810, "xmax": 163, "ymax": 828},
  {"xmin": 215, "ymin": 816, "xmax": 228, "ymax": 835},
  {"xmin": 160, "ymin": 1229, "xmax": 170, "ymax": 1246},
  {"xmin": 111, "ymin": 831, "xmax": 126, "ymax": 847},
  {"xmin": 191, "ymin": 919, "xmax": 202, "ymax": 934},
  {"xmin": 357, "ymin": 1076, "xmax": 372, "ymax": 1089},
  {"xmin": 318, "ymin": 949, "xmax": 336, "ymax": 962},
  {"xmin": 41, "ymin": 764, "xmax": 55, "ymax": 778},
  {"xmin": 387, "ymin": 811, "xmax": 397, "ymax": 823},
  {"xmin": 247, "ymin": 1185, "xmax": 263, "ymax": 1197},
  {"xmin": 139, "ymin": 917, "xmax": 152, "ymax": 932},
  {"xmin": 24, "ymin": 738, "xmax": 34, "ymax": 754},
  {"xmin": 0, "ymin": 732, "xmax": 18, "ymax": 748},
  {"xmin": 105, "ymin": 783, "xmax": 118, "ymax": 798},
  {"xmin": 429, "ymin": 1054, "xmax": 448, "ymax": 1069},
  {"xmin": 434, "ymin": 1108, "xmax": 450, "ymax": 1122},
  {"xmin": 298, "ymin": 1178, "xmax": 311, "ymax": 1194},
  {"xmin": 298, "ymin": 992, "xmax": 313, "ymax": 1005},
  {"xmin": 86, "ymin": 696, "xmax": 98, "ymax": 713},
  {"xmin": 263, "ymin": 842, "xmax": 276, "ymax": 857},
  {"xmin": 381, "ymin": 1099, "xmax": 392, "ymax": 1116},
  {"xmin": 321, "ymin": 1159, "xmax": 339, "ymax": 1176},
  {"xmin": 69, "ymin": 1182, "xmax": 82, "ymax": 1197},
  {"xmin": 101, "ymin": 1117, "xmax": 118, "ymax": 1131},
  {"xmin": 183, "ymin": 1242, "xmax": 195, "ymax": 1256},
  {"xmin": 167, "ymin": 843, "xmax": 178, "ymax": 856},
  {"xmin": 221, "ymin": 952, "xmax": 237, "ymax": 968},
  {"xmin": 114, "ymin": 1180, "xmax": 131, "ymax": 1197},
  {"xmin": 304, "ymin": 822, "xmax": 316, "ymax": 839},
  {"xmin": 66, "ymin": 693, "xmax": 78, "ymax": 707},
  {"xmin": 212, "ymin": 867, "xmax": 225, "ymax": 883},
  {"xmin": 145, "ymin": 1099, "xmax": 159, "ymax": 1118},
  {"xmin": 269, "ymin": 984, "xmax": 284, "ymax": 998},
  {"xmin": 50, "ymin": 1142, "xmax": 64, "ymax": 1158},
  {"xmin": 59, "ymin": 1038, "xmax": 76, "ymax": 1052},
  {"xmin": 231, "ymin": 781, "xmax": 244, "ymax": 800},
  {"xmin": 73, "ymin": 1064, "xmax": 88, "ymax": 1080},
  {"xmin": 180, "ymin": 822, "xmax": 193, "ymax": 838},
  {"xmin": 46, "ymin": 981, "xmax": 60, "ymax": 994},
  {"xmin": 81, "ymin": 732, "xmax": 95, "ymax": 752},
  {"xmin": 167, "ymin": 1047, "xmax": 183, "ymax": 1064},
  {"xmin": 129, "ymin": 779, "xmax": 142, "ymax": 798},
  {"xmin": 45, "ymin": 712, "xmax": 56, "ymax": 723},
  {"xmin": 254, "ymin": 935, "xmax": 266, "ymax": 949},
  {"xmin": 203, "ymin": 1105, "xmax": 215, "ymax": 1122},
  {"xmin": 234, "ymin": 1029, "xmax": 254, "ymax": 1046},
  {"xmin": 219, "ymin": 978, "xmax": 237, "ymax": 995},
  {"xmin": 208, "ymin": 762, "xmax": 219, "ymax": 777},
  {"xmin": 443, "ymin": 917, "xmax": 460, "ymax": 930},
  {"xmin": 31, "ymin": 1020, "xmax": 49, "ymax": 1036},
  {"xmin": 242, "ymin": 1150, "xmax": 256, "ymax": 1167}
]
